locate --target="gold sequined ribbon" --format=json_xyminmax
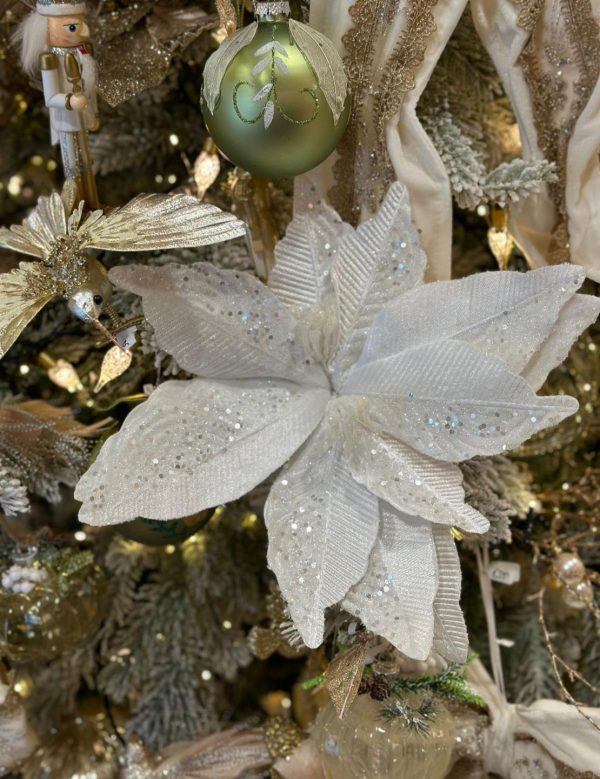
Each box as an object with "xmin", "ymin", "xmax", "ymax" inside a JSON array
[
  {"xmin": 513, "ymin": 0, "xmax": 600, "ymax": 262},
  {"xmin": 330, "ymin": 0, "xmax": 439, "ymax": 224}
]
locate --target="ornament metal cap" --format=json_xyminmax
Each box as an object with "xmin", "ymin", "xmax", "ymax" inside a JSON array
[
  {"xmin": 253, "ymin": 1, "xmax": 290, "ymax": 17},
  {"xmin": 36, "ymin": 0, "xmax": 86, "ymax": 15}
]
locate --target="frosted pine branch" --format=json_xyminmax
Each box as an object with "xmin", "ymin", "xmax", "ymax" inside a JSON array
[
  {"xmin": 460, "ymin": 456, "xmax": 535, "ymax": 542},
  {"xmin": 420, "ymin": 100, "xmax": 486, "ymax": 210},
  {"xmin": 482, "ymin": 159, "xmax": 558, "ymax": 207}
]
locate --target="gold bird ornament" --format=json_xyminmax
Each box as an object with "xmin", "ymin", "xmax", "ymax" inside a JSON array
[{"xmin": 0, "ymin": 183, "xmax": 246, "ymax": 358}]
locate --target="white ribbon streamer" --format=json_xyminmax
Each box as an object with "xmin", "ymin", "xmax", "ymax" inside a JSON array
[{"xmin": 469, "ymin": 659, "xmax": 600, "ymax": 777}]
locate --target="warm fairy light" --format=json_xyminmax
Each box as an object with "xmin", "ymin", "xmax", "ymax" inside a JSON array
[
  {"xmin": 201, "ymin": 670, "xmax": 212, "ymax": 681},
  {"xmin": 165, "ymin": 545, "xmax": 176, "ymax": 555},
  {"xmin": 487, "ymin": 226, "xmax": 515, "ymax": 271},
  {"xmin": 242, "ymin": 512, "xmax": 258, "ymax": 530},
  {"xmin": 476, "ymin": 204, "xmax": 488, "ymax": 217},
  {"xmin": 31, "ymin": 155, "xmax": 43, "ymax": 167},
  {"xmin": 74, "ymin": 530, "xmax": 87, "ymax": 542},
  {"xmin": 169, "ymin": 133, "xmax": 180, "ymax": 146},
  {"xmin": 46, "ymin": 159, "xmax": 58, "ymax": 171},
  {"xmin": 212, "ymin": 26, "xmax": 229, "ymax": 45},
  {"xmin": 281, "ymin": 697, "xmax": 292, "ymax": 709},
  {"xmin": 19, "ymin": 364, "xmax": 30, "ymax": 375},
  {"xmin": 47, "ymin": 358, "xmax": 84, "ymax": 393},
  {"xmin": 8, "ymin": 174, "xmax": 22, "ymax": 196},
  {"xmin": 194, "ymin": 141, "xmax": 221, "ymax": 199},
  {"xmin": 155, "ymin": 174, "xmax": 163, "ymax": 183},
  {"xmin": 222, "ymin": 620, "xmax": 233, "ymax": 630},
  {"xmin": 14, "ymin": 679, "xmax": 31, "ymax": 697},
  {"xmin": 167, "ymin": 174, "xmax": 177, "ymax": 185}
]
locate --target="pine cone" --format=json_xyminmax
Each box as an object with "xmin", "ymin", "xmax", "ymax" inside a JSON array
[
  {"xmin": 357, "ymin": 677, "xmax": 371, "ymax": 696},
  {"xmin": 369, "ymin": 675, "xmax": 391, "ymax": 701}
]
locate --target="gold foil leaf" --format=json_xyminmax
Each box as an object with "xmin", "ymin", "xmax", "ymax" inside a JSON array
[{"xmin": 324, "ymin": 642, "xmax": 367, "ymax": 719}]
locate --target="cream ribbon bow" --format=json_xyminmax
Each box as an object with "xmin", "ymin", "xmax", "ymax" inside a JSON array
[{"xmin": 469, "ymin": 651, "xmax": 600, "ymax": 777}]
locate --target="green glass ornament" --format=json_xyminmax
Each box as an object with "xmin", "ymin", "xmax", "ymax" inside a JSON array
[
  {"xmin": 202, "ymin": 2, "xmax": 350, "ymax": 179},
  {"xmin": 116, "ymin": 511, "xmax": 212, "ymax": 546}
]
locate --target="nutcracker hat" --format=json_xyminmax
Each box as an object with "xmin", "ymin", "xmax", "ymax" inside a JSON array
[{"xmin": 36, "ymin": 0, "xmax": 86, "ymax": 16}]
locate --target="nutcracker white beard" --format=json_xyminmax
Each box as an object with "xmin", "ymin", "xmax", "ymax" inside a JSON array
[
  {"xmin": 78, "ymin": 47, "xmax": 96, "ymax": 91},
  {"xmin": 12, "ymin": 12, "xmax": 48, "ymax": 77}
]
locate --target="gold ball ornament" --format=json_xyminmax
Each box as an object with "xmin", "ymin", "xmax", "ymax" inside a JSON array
[
  {"xmin": 0, "ymin": 548, "xmax": 105, "ymax": 663},
  {"xmin": 116, "ymin": 511, "xmax": 212, "ymax": 546},
  {"xmin": 202, "ymin": 2, "xmax": 350, "ymax": 179},
  {"xmin": 313, "ymin": 694, "xmax": 455, "ymax": 779}
]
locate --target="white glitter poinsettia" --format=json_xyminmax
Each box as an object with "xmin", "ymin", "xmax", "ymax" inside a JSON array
[{"xmin": 75, "ymin": 182, "xmax": 600, "ymax": 661}]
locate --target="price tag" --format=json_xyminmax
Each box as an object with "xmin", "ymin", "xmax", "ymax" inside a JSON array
[
  {"xmin": 487, "ymin": 560, "xmax": 521, "ymax": 585},
  {"xmin": 116, "ymin": 325, "xmax": 138, "ymax": 351}
]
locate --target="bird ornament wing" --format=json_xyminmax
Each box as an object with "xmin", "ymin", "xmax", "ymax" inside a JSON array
[
  {"xmin": 77, "ymin": 193, "xmax": 246, "ymax": 252},
  {"xmin": 0, "ymin": 263, "xmax": 54, "ymax": 358}
]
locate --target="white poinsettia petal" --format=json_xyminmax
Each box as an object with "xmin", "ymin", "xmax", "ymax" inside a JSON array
[
  {"xmin": 76, "ymin": 378, "xmax": 329, "ymax": 526},
  {"xmin": 522, "ymin": 293, "xmax": 600, "ymax": 390},
  {"xmin": 343, "ymin": 504, "xmax": 437, "ymax": 661},
  {"xmin": 342, "ymin": 340, "xmax": 577, "ymax": 461},
  {"xmin": 270, "ymin": 205, "xmax": 352, "ymax": 310},
  {"xmin": 330, "ymin": 182, "xmax": 427, "ymax": 384},
  {"xmin": 431, "ymin": 526, "xmax": 468, "ymax": 663},
  {"xmin": 357, "ymin": 265, "xmax": 587, "ymax": 378},
  {"xmin": 345, "ymin": 419, "xmax": 489, "ymax": 533},
  {"xmin": 265, "ymin": 413, "xmax": 379, "ymax": 649},
  {"xmin": 110, "ymin": 263, "xmax": 327, "ymax": 388}
]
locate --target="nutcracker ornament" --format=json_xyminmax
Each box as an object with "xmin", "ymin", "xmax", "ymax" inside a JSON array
[
  {"xmin": 202, "ymin": 1, "xmax": 350, "ymax": 179},
  {"xmin": 14, "ymin": 0, "xmax": 100, "ymax": 208}
]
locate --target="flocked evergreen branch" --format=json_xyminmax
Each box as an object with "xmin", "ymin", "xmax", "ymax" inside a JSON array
[
  {"xmin": 97, "ymin": 509, "xmax": 265, "ymax": 750},
  {"xmin": 393, "ymin": 661, "xmax": 486, "ymax": 708},
  {"xmin": 461, "ymin": 455, "xmax": 535, "ymax": 543},
  {"xmin": 420, "ymin": 99, "xmax": 486, "ymax": 210},
  {"xmin": 482, "ymin": 159, "xmax": 558, "ymax": 207}
]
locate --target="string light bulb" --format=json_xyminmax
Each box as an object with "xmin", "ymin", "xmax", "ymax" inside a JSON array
[
  {"xmin": 38, "ymin": 352, "xmax": 84, "ymax": 394},
  {"xmin": 193, "ymin": 138, "xmax": 221, "ymax": 199},
  {"xmin": 487, "ymin": 206, "xmax": 515, "ymax": 271}
]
